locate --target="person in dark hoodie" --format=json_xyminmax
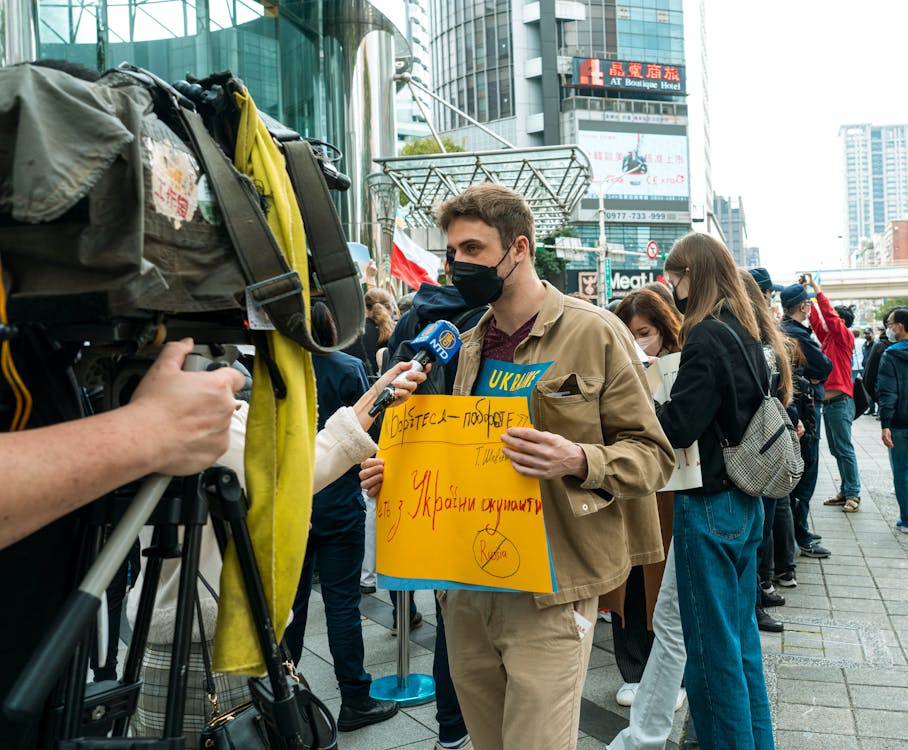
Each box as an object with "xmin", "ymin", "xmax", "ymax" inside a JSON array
[
  {"xmin": 780, "ymin": 282, "xmax": 834, "ymax": 558},
  {"xmin": 863, "ymin": 309, "xmax": 896, "ymax": 410},
  {"xmin": 877, "ymin": 307, "xmax": 908, "ymax": 533},
  {"xmin": 380, "ymin": 252, "xmax": 486, "ymax": 750}
]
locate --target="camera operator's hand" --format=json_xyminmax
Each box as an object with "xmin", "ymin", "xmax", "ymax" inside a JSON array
[
  {"xmin": 0, "ymin": 339, "xmax": 245, "ymax": 550},
  {"xmin": 359, "ymin": 457, "xmax": 385, "ymax": 498},
  {"xmin": 129, "ymin": 339, "xmax": 245, "ymax": 477}
]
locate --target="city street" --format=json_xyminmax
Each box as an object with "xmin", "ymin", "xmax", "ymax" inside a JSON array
[{"xmin": 299, "ymin": 412, "xmax": 908, "ymax": 750}]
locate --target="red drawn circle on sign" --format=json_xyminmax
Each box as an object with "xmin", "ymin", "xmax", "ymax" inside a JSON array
[{"xmin": 646, "ymin": 240, "xmax": 659, "ymax": 259}]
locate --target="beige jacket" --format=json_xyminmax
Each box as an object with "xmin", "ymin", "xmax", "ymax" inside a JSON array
[{"xmin": 453, "ymin": 282, "xmax": 674, "ymax": 607}]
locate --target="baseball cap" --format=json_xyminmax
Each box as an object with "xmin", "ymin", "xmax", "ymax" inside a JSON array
[
  {"xmin": 780, "ymin": 284, "xmax": 809, "ymax": 308},
  {"xmin": 864, "ymin": 327, "xmax": 873, "ymax": 334},
  {"xmin": 747, "ymin": 267, "xmax": 783, "ymax": 293}
]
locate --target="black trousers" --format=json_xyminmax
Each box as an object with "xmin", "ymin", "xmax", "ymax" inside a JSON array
[{"xmin": 611, "ymin": 565, "xmax": 654, "ymax": 683}]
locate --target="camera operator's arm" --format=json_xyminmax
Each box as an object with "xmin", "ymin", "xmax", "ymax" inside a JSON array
[
  {"xmin": 313, "ymin": 361, "xmax": 427, "ymax": 493},
  {"xmin": 0, "ymin": 339, "xmax": 244, "ymax": 550}
]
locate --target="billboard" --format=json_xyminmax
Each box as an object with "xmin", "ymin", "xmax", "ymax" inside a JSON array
[
  {"xmin": 573, "ymin": 57, "xmax": 686, "ymax": 96},
  {"xmin": 577, "ymin": 119, "xmax": 690, "ymax": 225}
]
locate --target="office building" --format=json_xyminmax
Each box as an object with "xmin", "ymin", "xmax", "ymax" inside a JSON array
[
  {"xmin": 397, "ymin": 0, "xmax": 433, "ymax": 142},
  {"xmin": 713, "ymin": 194, "xmax": 758, "ymax": 267},
  {"xmin": 428, "ymin": 0, "xmax": 703, "ymax": 293},
  {"xmin": 840, "ymin": 123, "xmax": 908, "ymax": 266}
]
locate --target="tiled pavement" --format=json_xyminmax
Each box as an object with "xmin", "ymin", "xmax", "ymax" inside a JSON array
[{"xmin": 299, "ymin": 415, "xmax": 908, "ymax": 750}]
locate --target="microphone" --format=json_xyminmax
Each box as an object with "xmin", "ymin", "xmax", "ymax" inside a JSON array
[{"xmin": 367, "ymin": 320, "xmax": 463, "ymax": 417}]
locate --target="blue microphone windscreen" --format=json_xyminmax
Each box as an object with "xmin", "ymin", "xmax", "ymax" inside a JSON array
[{"xmin": 410, "ymin": 320, "xmax": 462, "ymax": 364}]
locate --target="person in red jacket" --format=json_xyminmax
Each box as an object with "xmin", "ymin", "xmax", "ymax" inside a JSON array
[{"xmin": 803, "ymin": 273, "xmax": 862, "ymax": 512}]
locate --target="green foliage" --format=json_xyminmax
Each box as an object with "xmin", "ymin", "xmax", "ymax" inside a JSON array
[
  {"xmin": 533, "ymin": 226, "xmax": 575, "ymax": 288},
  {"xmin": 533, "ymin": 246, "xmax": 566, "ymax": 285},
  {"xmin": 399, "ymin": 135, "xmax": 465, "ymax": 156},
  {"xmin": 874, "ymin": 297, "xmax": 908, "ymax": 320}
]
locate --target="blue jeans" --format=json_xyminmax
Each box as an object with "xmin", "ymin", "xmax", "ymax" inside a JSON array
[
  {"xmin": 674, "ymin": 490, "xmax": 775, "ymax": 750},
  {"xmin": 791, "ymin": 406, "xmax": 822, "ymax": 546},
  {"xmin": 890, "ymin": 428, "xmax": 908, "ymax": 525},
  {"xmin": 823, "ymin": 397, "xmax": 861, "ymax": 498},
  {"xmin": 284, "ymin": 491, "xmax": 371, "ymax": 702}
]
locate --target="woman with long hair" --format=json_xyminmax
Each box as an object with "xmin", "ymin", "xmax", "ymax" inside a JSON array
[
  {"xmin": 606, "ymin": 289, "xmax": 687, "ymax": 749},
  {"xmin": 655, "ymin": 233, "xmax": 776, "ymax": 749}
]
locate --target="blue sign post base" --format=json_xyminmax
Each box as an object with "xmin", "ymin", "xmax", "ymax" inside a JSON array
[{"xmin": 370, "ymin": 673, "xmax": 436, "ymax": 706}]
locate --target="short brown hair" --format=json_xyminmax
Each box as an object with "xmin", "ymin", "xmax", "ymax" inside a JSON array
[{"xmin": 436, "ymin": 184, "xmax": 535, "ymax": 258}]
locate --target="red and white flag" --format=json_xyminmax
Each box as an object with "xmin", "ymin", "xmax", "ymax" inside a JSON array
[{"xmin": 391, "ymin": 227, "xmax": 441, "ymax": 289}]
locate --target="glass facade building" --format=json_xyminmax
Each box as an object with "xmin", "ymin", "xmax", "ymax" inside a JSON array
[{"xmin": 3, "ymin": 0, "xmax": 409, "ymax": 247}]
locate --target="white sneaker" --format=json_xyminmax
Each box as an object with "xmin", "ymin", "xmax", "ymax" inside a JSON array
[
  {"xmin": 616, "ymin": 682, "xmax": 639, "ymax": 707},
  {"xmin": 674, "ymin": 687, "xmax": 687, "ymax": 712},
  {"xmin": 597, "ymin": 608, "xmax": 612, "ymax": 623}
]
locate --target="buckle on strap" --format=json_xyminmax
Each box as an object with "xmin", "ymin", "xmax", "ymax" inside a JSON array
[{"xmin": 246, "ymin": 272, "xmax": 303, "ymax": 307}]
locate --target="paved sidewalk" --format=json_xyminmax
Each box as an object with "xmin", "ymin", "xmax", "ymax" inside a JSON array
[{"xmin": 299, "ymin": 414, "xmax": 908, "ymax": 749}]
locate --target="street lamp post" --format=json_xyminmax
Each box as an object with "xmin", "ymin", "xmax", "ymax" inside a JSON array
[
  {"xmin": 366, "ymin": 171, "xmax": 399, "ymax": 289},
  {"xmin": 596, "ymin": 167, "xmax": 642, "ymax": 307}
]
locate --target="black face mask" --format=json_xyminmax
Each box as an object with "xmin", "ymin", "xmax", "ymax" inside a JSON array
[
  {"xmin": 672, "ymin": 287, "xmax": 688, "ymax": 315},
  {"xmin": 451, "ymin": 246, "xmax": 517, "ymax": 307}
]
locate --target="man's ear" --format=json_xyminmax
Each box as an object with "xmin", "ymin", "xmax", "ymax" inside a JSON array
[{"xmin": 513, "ymin": 235, "xmax": 531, "ymax": 261}]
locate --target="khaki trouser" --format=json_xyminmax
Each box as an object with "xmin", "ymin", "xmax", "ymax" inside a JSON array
[{"xmin": 439, "ymin": 590, "xmax": 598, "ymax": 750}]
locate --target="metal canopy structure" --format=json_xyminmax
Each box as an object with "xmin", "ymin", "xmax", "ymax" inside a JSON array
[{"xmin": 374, "ymin": 145, "xmax": 592, "ymax": 239}]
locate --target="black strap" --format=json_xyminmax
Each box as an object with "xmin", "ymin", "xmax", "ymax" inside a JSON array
[
  {"xmin": 714, "ymin": 320, "xmax": 770, "ymax": 396},
  {"xmin": 282, "ymin": 140, "xmax": 365, "ymax": 351},
  {"xmin": 710, "ymin": 319, "xmax": 771, "ymax": 448},
  {"xmin": 178, "ymin": 106, "xmax": 357, "ymax": 355},
  {"xmin": 195, "ymin": 587, "xmax": 219, "ymax": 719}
]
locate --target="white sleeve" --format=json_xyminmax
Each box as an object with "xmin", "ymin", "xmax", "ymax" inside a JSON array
[{"xmin": 313, "ymin": 407, "xmax": 378, "ymax": 493}]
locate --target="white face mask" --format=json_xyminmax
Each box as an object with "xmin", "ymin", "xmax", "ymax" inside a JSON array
[
  {"xmin": 636, "ymin": 332, "xmax": 663, "ymax": 357},
  {"xmin": 886, "ymin": 327, "xmax": 897, "ymax": 342}
]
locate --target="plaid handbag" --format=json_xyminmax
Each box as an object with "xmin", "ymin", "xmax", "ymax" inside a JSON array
[{"xmin": 714, "ymin": 322, "xmax": 804, "ymax": 499}]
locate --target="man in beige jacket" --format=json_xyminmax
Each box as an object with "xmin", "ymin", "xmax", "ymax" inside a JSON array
[{"xmin": 362, "ymin": 184, "xmax": 674, "ymax": 750}]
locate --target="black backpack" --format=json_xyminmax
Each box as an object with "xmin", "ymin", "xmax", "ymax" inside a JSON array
[{"xmin": 382, "ymin": 305, "xmax": 487, "ymax": 395}]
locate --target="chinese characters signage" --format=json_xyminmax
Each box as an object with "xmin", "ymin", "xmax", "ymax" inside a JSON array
[{"xmin": 573, "ymin": 57, "xmax": 686, "ymax": 96}]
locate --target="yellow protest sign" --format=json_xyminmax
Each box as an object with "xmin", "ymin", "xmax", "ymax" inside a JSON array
[{"xmin": 376, "ymin": 394, "xmax": 553, "ymax": 592}]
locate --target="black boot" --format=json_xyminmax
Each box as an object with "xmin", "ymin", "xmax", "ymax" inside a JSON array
[
  {"xmin": 756, "ymin": 606, "xmax": 783, "ymax": 633},
  {"xmin": 338, "ymin": 695, "xmax": 399, "ymax": 731}
]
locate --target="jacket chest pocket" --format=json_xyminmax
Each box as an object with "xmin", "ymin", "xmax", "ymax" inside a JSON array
[{"xmin": 532, "ymin": 372, "xmax": 604, "ymax": 444}]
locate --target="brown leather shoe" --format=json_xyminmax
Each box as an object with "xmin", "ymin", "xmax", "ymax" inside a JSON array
[{"xmin": 824, "ymin": 492, "xmax": 846, "ymax": 506}]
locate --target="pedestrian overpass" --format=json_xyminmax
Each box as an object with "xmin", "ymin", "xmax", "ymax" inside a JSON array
[{"xmin": 810, "ymin": 266, "xmax": 908, "ymax": 299}]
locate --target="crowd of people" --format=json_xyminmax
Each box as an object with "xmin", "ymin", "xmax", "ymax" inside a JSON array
[{"xmin": 2, "ymin": 180, "xmax": 906, "ymax": 750}]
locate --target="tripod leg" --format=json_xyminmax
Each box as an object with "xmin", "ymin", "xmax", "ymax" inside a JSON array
[{"xmin": 162, "ymin": 519, "xmax": 204, "ymax": 738}]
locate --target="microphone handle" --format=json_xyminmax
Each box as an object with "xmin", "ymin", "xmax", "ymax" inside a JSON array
[{"xmin": 367, "ymin": 350, "xmax": 433, "ymax": 417}]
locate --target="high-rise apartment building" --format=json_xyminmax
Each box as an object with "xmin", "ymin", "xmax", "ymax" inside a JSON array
[
  {"xmin": 428, "ymin": 0, "xmax": 701, "ymax": 285},
  {"xmin": 397, "ymin": 0, "xmax": 433, "ymax": 142},
  {"xmin": 840, "ymin": 123, "xmax": 908, "ymax": 266},
  {"xmin": 713, "ymin": 195, "xmax": 755, "ymax": 267}
]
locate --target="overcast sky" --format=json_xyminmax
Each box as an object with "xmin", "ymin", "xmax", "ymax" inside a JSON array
[{"xmin": 705, "ymin": 0, "xmax": 908, "ymax": 278}]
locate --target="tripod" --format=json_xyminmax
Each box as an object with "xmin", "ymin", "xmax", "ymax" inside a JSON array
[{"xmin": 3, "ymin": 462, "xmax": 322, "ymax": 749}]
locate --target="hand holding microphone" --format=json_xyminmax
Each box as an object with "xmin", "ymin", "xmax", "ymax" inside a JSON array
[{"xmin": 367, "ymin": 320, "xmax": 463, "ymax": 417}]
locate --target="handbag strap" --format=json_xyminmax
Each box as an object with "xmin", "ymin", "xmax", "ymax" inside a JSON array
[
  {"xmin": 710, "ymin": 319, "xmax": 771, "ymax": 448},
  {"xmin": 713, "ymin": 319, "xmax": 770, "ymax": 397},
  {"xmin": 195, "ymin": 587, "xmax": 219, "ymax": 719}
]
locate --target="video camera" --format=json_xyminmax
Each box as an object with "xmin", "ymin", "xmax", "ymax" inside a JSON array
[{"xmin": 0, "ymin": 62, "xmax": 363, "ymax": 355}]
